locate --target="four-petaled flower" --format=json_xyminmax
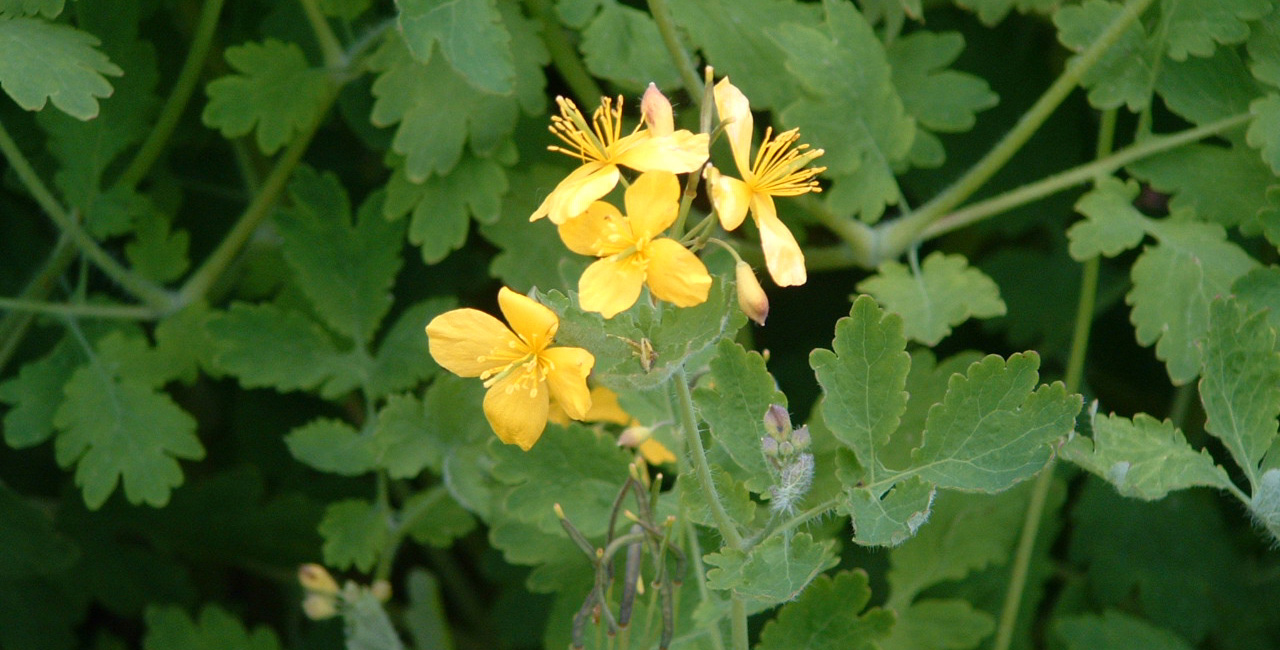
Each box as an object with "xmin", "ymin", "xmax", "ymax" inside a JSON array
[
  {"xmin": 703, "ymin": 77, "xmax": 826, "ymax": 287},
  {"xmin": 559, "ymin": 171, "xmax": 712, "ymax": 318},
  {"xmin": 426, "ymin": 287, "xmax": 594, "ymax": 450},
  {"xmin": 530, "ymin": 92, "xmax": 709, "ymax": 225}
]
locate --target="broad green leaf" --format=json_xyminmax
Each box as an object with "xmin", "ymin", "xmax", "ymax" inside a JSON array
[
  {"xmin": 1200, "ymin": 297, "xmax": 1280, "ymax": 490},
  {"xmin": 810, "ymin": 295, "xmax": 910, "ymax": 482},
  {"xmin": 277, "ymin": 170, "xmax": 405, "ymax": 343},
  {"xmin": 371, "ymin": 394, "xmax": 435, "ymax": 479},
  {"xmin": 845, "ymin": 474, "xmax": 936, "ymax": 547},
  {"xmin": 487, "ymin": 517, "xmax": 592, "ymax": 593},
  {"xmin": 1127, "ymin": 221, "xmax": 1258, "ymax": 384},
  {"xmin": 284, "ymin": 418, "xmax": 375, "ymax": 476},
  {"xmin": 367, "ymin": 298, "xmax": 454, "ymax": 399},
  {"xmin": 479, "ymin": 164, "xmax": 585, "ymax": 293},
  {"xmin": 202, "ymin": 39, "xmax": 330, "ymax": 154},
  {"xmin": 1127, "ymin": 143, "xmax": 1273, "ymax": 230},
  {"xmin": 320, "ymin": 0, "xmax": 370, "ymax": 19},
  {"xmin": 154, "ymin": 302, "xmax": 217, "ymax": 385},
  {"xmin": 911, "ymin": 353, "xmax": 1080, "ymax": 491},
  {"xmin": 884, "ymin": 350, "xmax": 985, "ymax": 469},
  {"xmin": 404, "ymin": 571, "xmax": 455, "ymax": 650},
  {"xmin": 404, "ymin": 486, "xmax": 476, "ymax": 547},
  {"xmin": 694, "ymin": 339, "xmax": 785, "ymax": 491},
  {"xmin": 319, "ymin": 499, "xmax": 387, "ymax": 572},
  {"xmin": 1233, "ymin": 266, "xmax": 1280, "ymax": 333},
  {"xmin": 53, "ymin": 365, "xmax": 203, "ymax": 509},
  {"xmin": 489, "ymin": 422, "xmax": 631, "ymax": 536},
  {"xmin": 772, "ymin": 0, "xmax": 914, "ymax": 222},
  {"xmin": 396, "ymin": 0, "xmax": 514, "ymax": 95},
  {"xmin": 887, "ymin": 31, "xmax": 997, "ymax": 166},
  {"xmin": 954, "ymin": 0, "xmax": 1058, "ymax": 26},
  {"xmin": 125, "ymin": 212, "xmax": 190, "ymax": 283},
  {"xmin": 755, "ymin": 571, "xmax": 895, "ymax": 650},
  {"xmin": 1061, "ymin": 413, "xmax": 1232, "ymax": 499},
  {"xmin": 581, "ymin": 4, "xmax": 682, "ymax": 91},
  {"xmin": 1248, "ymin": 94, "xmax": 1280, "ymax": 175},
  {"xmin": 0, "ymin": 483, "xmax": 77, "ymax": 578},
  {"xmin": 143, "ymin": 605, "xmax": 281, "ymax": 650},
  {"xmin": 343, "ymin": 588, "xmax": 405, "ymax": 650},
  {"xmin": 0, "ymin": 0, "xmax": 62, "ymax": 17},
  {"xmin": 0, "ymin": 339, "xmax": 80, "ymax": 448},
  {"xmin": 1067, "ymin": 177, "xmax": 1150, "ymax": 260},
  {"xmin": 206, "ymin": 303, "xmax": 365, "ymax": 398},
  {"xmin": 1161, "ymin": 0, "xmax": 1271, "ymax": 61},
  {"xmin": 1247, "ymin": 7, "xmax": 1280, "ymax": 86},
  {"xmin": 1054, "ymin": 0, "xmax": 1157, "ymax": 111},
  {"xmin": 857, "ymin": 252, "xmax": 1006, "ymax": 346},
  {"xmin": 705, "ymin": 532, "xmax": 839, "ymax": 607},
  {"xmin": 0, "ymin": 17, "xmax": 121, "ymax": 119},
  {"xmin": 385, "ymin": 155, "xmax": 508, "ymax": 264},
  {"xmin": 678, "ymin": 469, "xmax": 758, "ymax": 530},
  {"xmin": 1055, "ymin": 612, "xmax": 1194, "ymax": 650},
  {"xmin": 880, "ymin": 600, "xmax": 994, "ymax": 650},
  {"xmin": 421, "ymin": 374, "xmax": 490, "ymax": 476},
  {"xmin": 1156, "ymin": 47, "xmax": 1263, "ymax": 127},
  {"xmin": 92, "ymin": 329, "xmax": 187, "ymax": 389}
]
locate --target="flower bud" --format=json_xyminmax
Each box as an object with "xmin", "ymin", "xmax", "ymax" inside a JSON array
[
  {"xmin": 618, "ymin": 424, "xmax": 653, "ymax": 449},
  {"xmin": 763, "ymin": 404, "xmax": 791, "ymax": 441},
  {"xmin": 298, "ymin": 563, "xmax": 340, "ymax": 595},
  {"xmin": 371, "ymin": 580, "xmax": 392, "ymax": 602},
  {"xmin": 761, "ymin": 435, "xmax": 779, "ymax": 458},
  {"xmin": 735, "ymin": 261, "xmax": 769, "ymax": 325},
  {"xmin": 641, "ymin": 83, "xmax": 674, "ymax": 136},
  {"xmin": 791, "ymin": 425, "xmax": 811, "ymax": 451},
  {"xmin": 302, "ymin": 593, "xmax": 338, "ymax": 620}
]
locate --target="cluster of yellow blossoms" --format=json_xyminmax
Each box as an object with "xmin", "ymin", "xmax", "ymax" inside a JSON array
[{"xmin": 426, "ymin": 73, "xmax": 825, "ymax": 450}]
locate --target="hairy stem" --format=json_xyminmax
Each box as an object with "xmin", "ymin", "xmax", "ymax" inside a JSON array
[{"xmin": 523, "ymin": 0, "xmax": 604, "ymax": 103}]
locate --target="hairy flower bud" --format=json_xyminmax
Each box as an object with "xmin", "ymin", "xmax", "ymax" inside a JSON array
[
  {"xmin": 791, "ymin": 425, "xmax": 811, "ymax": 452},
  {"xmin": 735, "ymin": 261, "xmax": 769, "ymax": 325},
  {"xmin": 641, "ymin": 83, "xmax": 674, "ymax": 136},
  {"xmin": 763, "ymin": 404, "xmax": 791, "ymax": 441}
]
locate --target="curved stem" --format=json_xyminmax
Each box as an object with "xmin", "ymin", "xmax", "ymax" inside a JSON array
[
  {"xmin": 0, "ymin": 238, "xmax": 76, "ymax": 373},
  {"xmin": 116, "ymin": 0, "xmax": 226, "ymax": 190},
  {"xmin": 523, "ymin": 0, "xmax": 604, "ymax": 103},
  {"xmin": 297, "ymin": 0, "xmax": 346, "ymax": 69},
  {"xmin": 800, "ymin": 195, "xmax": 875, "ymax": 267},
  {"xmin": 648, "ymin": 0, "xmax": 702, "ymax": 104}
]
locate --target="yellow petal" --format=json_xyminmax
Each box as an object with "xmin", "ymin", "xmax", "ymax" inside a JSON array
[
  {"xmin": 426, "ymin": 308, "xmax": 523, "ymax": 377},
  {"xmin": 645, "ymin": 238, "xmax": 712, "ymax": 307},
  {"xmin": 705, "ymin": 166, "xmax": 752, "ymax": 231},
  {"xmin": 624, "ymin": 171, "xmax": 680, "ymax": 239},
  {"xmin": 639, "ymin": 438, "xmax": 677, "ymax": 465},
  {"xmin": 533, "ymin": 162, "xmax": 621, "ymax": 224},
  {"xmin": 483, "ymin": 368, "xmax": 550, "ymax": 450},
  {"xmin": 612, "ymin": 131, "xmax": 709, "ymax": 174},
  {"xmin": 558, "ymin": 201, "xmax": 627, "ymax": 256},
  {"xmin": 752, "ymin": 196, "xmax": 807, "ymax": 287},
  {"xmin": 713, "ymin": 77, "xmax": 754, "ymax": 175},
  {"xmin": 578, "ymin": 256, "xmax": 646, "ymax": 318},
  {"xmin": 542, "ymin": 346, "xmax": 595, "ymax": 421},
  {"xmin": 584, "ymin": 386, "xmax": 631, "ymax": 425},
  {"xmin": 498, "ymin": 287, "xmax": 560, "ymax": 351}
]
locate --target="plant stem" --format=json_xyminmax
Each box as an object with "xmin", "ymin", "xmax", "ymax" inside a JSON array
[
  {"xmin": 879, "ymin": 0, "xmax": 1157, "ymax": 262},
  {"xmin": 0, "ymin": 119, "xmax": 175, "ymax": 312},
  {"xmin": 297, "ymin": 0, "xmax": 346, "ymax": 70},
  {"xmin": 798, "ymin": 195, "xmax": 875, "ymax": 267},
  {"xmin": 523, "ymin": 0, "xmax": 604, "ymax": 103},
  {"xmin": 674, "ymin": 370, "xmax": 742, "ymax": 549},
  {"xmin": 0, "ymin": 297, "xmax": 155, "ymax": 320},
  {"xmin": 116, "ymin": 0, "xmax": 226, "ymax": 190},
  {"xmin": 648, "ymin": 0, "xmax": 702, "ymax": 104},
  {"xmin": 0, "ymin": 238, "xmax": 75, "ymax": 373}
]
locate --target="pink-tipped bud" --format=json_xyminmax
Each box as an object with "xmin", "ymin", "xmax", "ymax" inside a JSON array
[
  {"xmin": 298, "ymin": 563, "xmax": 340, "ymax": 595},
  {"xmin": 618, "ymin": 424, "xmax": 653, "ymax": 449},
  {"xmin": 736, "ymin": 261, "xmax": 769, "ymax": 326},
  {"xmin": 763, "ymin": 404, "xmax": 791, "ymax": 441},
  {"xmin": 641, "ymin": 83, "xmax": 674, "ymax": 136}
]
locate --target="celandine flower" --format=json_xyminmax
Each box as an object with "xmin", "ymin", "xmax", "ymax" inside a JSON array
[
  {"xmin": 426, "ymin": 287, "xmax": 594, "ymax": 450},
  {"xmin": 703, "ymin": 77, "xmax": 826, "ymax": 287},
  {"xmin": 558, "ymin": 171, "xmax": 712, "ymax": 318},
  {"xmin": 531, "ymin": 92, "xmax": 709, "ymax": 224}
]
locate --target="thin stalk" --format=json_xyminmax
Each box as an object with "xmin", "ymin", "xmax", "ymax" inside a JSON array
[
  {"xmin": 0, "ymin": 119, "xmax": 175, "ymax": 312},
  {"xmin": 116, "ymin": 0, "xmax": 227, "ymax": 189},
  {"xmin": 523, "ymin": 0, "xmax": 604, "ymax": 103},
  {"xmin": 0, "ymin": 298, "xmax": 155, "ymax": 320},
  {"xmin": 297, "ymin": 0, "xmax": 346, "ymax": 69},
  {"xmin": 0, "ymin": 238, "xmax": 76, "ymax": 373},
  {"xmin": 682, "ymin": 519, "xmax": 726, "ymax": 650},
  {"xmin": 647, "ymin": 0, "xmax": 702, "ymax": 104},
  {"xmin": 880, "ymin": 0, "xmax": 1158, "ymax": 260}
]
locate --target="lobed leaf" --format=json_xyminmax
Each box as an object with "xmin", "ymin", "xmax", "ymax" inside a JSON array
[
  {"xmin": 1127, "ymin": 143, "xmax": 1274, "ymax": 231},
  {"xmin": 370, "ymin": 394, "xmax": 436, "ymax": 480},
  {"xmin": 1055, "ymin": 612, "xmax": 1194, "ymax": 650},
  {"xmin": 0, "ymin": 0, "xmax": 62, "ymax": 17},
  {"xmin": 385, "ymin": 155, "xmax": 508, "ymax": 264},
  {"xmin": 704, "ymin": 532, "xmax": 839, "ymax": 607},
  {"xmin": 284, "ymin": 418, "xmax": 376, "ymax": 476},
  {"xmin": 0, "ymin": 339, "xmax": 80, "ymax": 448},
  {"xmin": 202, "ymin": 39, "xmax": 331, "ymax": 154},
  {"xmin": 755, "ymin": 570, "xmax": 895, "ymax": 650},
  {"xmin": 845, "ymin": 474, "xmax": 936, "ymax": 547},
  {"xmin": 396, "ymin": 0, "xmax": 515, "ymax": 95},
  {"xmin": 1067, "ymin": 176, "xmax": 1149, "ymax": 261},
  {"xmin": 0, "ymin": 16, "xmax": 121, "ymax": 119},
  {"xmin": 404, "ymin": 486, "xmax": 476, "ymax": 547},
  {"xmin": 366, "ymin": 298, "xmax": 455, "ymax": 400},
  {"xmin": 954, "ymin": 0, "xmax": 1058, "ymax": 26},
  {"xmin": 580, "ymin": 4, "xmax": 682, "ymax": 91},
  {"xmin": 1055, "ymin": 0, "xmax": 1158, "ymax": 111},
  {"xmin": 1247, "ymin": 94, "xmax": 1280, "ymax": 175},
  {"xmin": 694, "ymin": 339, "xmax": 785, "ymax": 492},
  {"xmin": 319, "ymin": 499, "xmax": 387, "ymax": 572},
  {"xmin": 857, "ymin": 252, "xmax": 1006, "ymax": 346},
  {"xmin": 1247, "ymin": 7, "xmax": 1280, "ymax": 86},
  {"xmin": 143, "ymin": 605, "xmax": 281, "ymax": 650},
  {"xmin": 1061, "ymin": 413, "xmax": 1233, "ymax": 500},
  {"xmin": 1161, "ymin": 0, "xmax": 1271, "ymax": 61}
]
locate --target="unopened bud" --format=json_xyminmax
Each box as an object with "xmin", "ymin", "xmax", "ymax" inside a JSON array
[
  {"xmin": 618, "ymin": 424, "xmax": 653, "ymax": 449},
  {"xmin": 298, "ymin": 563, "xmax": 340, "ymax": 595},
  {"xmin": 371, "ymin": 580, "xmax": 392, "ymax": 602},
  {"xmin": 763, "ymin": 404, "xmax": 791, "ymax": 441},
  {"xmin": 736, "ymin": 261, "xmax": 769, "ymax": 325},
  {"xmin": 761, "ymin": 435, "xmax": 779, "ymax": 458},
  {"xmin": 791, "ymin": 425, "xmax": 811, "ymax": 451},
  {"xmin": 779, "ymin": 440, "xmax": 794, "ymax": 457},
  {"xmin": 302, "ymin": 593, "xmax": 338, "ymax": 620},
  {"xmin": 641, "ymin": 83, "xmax": 674, "ymax": 136}
]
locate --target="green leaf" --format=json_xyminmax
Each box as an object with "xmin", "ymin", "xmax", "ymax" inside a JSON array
[
  {"xmin": 206, "ymin": 303, "xmax": 365, "ymax": 398},
  {"xmin": 479, "ymin": 164, "xmax": 585, "ymax": 293},
  {"xmin": 880, "ymin": 600, "xmax": 995, "ymax": 650},
  {"xmin": 1127, "ymin": 220, "xmax": 1258, "ymax": 384},
  {"xmin": 1067, "ymin": 177, "xmax": 1150, "ymax": 260},
  {"xmin": 125, "ymin": 211, "xmax": 190, "ymax": 283},
  {"xmin": 0, "ymin": 339, "xmax": 80, "ymax": 448},
  {"xmin": 1161, "ymin": 0, "xmax": 1271, "ymax": 61},
  {"xmin": 404, "ymin": 486, "xmax": 476, "ymax": 547},
  {"xmin": 954, "ymin": 0, "xmax": 1057, "ymax": 26},
  {"xmin": 1200, "ymin": 297, "xmax": 1280, "ymax": 490},
  {"xmin": 385, "ymin": 155, "xmax": 508, "ymax": 264},
  {"xmin": 1126, "ymin": 143, "xmax": 1274, "ymax": 230},
  {"xmin": 319, "ymin": 499, "xmax": 387, "ymax": 572},
  {"xmin": 912, "ymin": 353, "xmax": 1080, "ymax": 491},
  {"xmin": 0, "ymin": 0, "xmax": 62, "ymax": 18},
  {"xmin": 845, "ymin": 473, "xmax": 936, "ymax": 547},
  {"xmin": 1056, "ymin": 612, "xmax": 1195, "ymax": 650},
  {"xmin": 772, "ymin": 0, "xmax": 914, "ymax": 222},
  {"xmin": 143, "ymin": 605, "xmax": 281, "ymax": 650},
  {"xmin": 404, "ymin": 570, "xmax": 455, "ymax": 650},
  {"xmin": 1247, "ymin": 7, "xmax": 1280, "ymax": 86},
  {"xmin": 887, "ymin": 31, "xmax": 997, "ymax": 163},
  {"xmin": 284, "ymin": 418, "xmax": 376, "ymax": 476},
  {"xmin": 884, "ymin": 351, "xmax": 985, "ymax": 469},
  {"xmin": 320, "ymin": 0, "xmax": 370, "ymax": 19},
  {"xmin": 580, "ymin": 4, "xmax": 682, "ymax": 91},
  {"xmin": 0, "ymin": 17, "xmax": 121, "ymax": 119},
  {"xmin": 810, "ymin": 295, "xmax": 910, "ymax": 483},
  {"xmin": 93, "ymin": 329, "xmax": 187, "ymax": 389},
  {"xmin": 755, "ymin": 570, "xmax": 895, "ymax": 650},
  {"xmin": 395, "ymin": 0, "xmax": 514, "ymax": 95},
  {"xmin": 678, "ymin": 469, "xmax": 758, "ymax": 530},
  {"xmin": 368, "ymin": 393, "xmax": 435, "ymax": 479},
  {"xmin": 202, "ymin": 39, "xmax": 330, "ymax": 154},
  {"xmin": 489, "ymin": 422, "xmax": 631, "ymax": 536},
  {"xmin": 857, "ymin": 252, "xmax": 1007, "ymax": 346},
  {"xmin": 277, "ymin": 170, "xmax": 405, "ymax": 343},
  {"xmin": 367, "ymin": 298, "xmax": 453, "ymax": 399},
  {"xmin": 487, "ymin": 517, "xmax": 592, "ymax": 593},
  {"xmin": 0, "ymin": 483, "xmax": 77, "ymax": 578},
  {"xmin": 1248, "ymin": 94, "xmax": 1280, "ymax": 175},
  {"xmin": 1061, "ymin": 413, "xmax": 1233, "ymax": 499},
  {"xmin": 342, "ymin": 588, "xmax": 405, "ymax": 650},
  {"xmin": 1054, "ymin": 0, "xmax": 1157, "ymax": 111},
  {"xmin": 694, "ymin": 339, "xmax": 785, "ymax": 491},
  {"xmin": 705, "ymin": 532, "xmax": 839, "ymax": 608},
  {"xmin": 1156, "ymin": 47, "xmax": 1263, "ymax": 127},
  {"xmin": 53, "ymin": 365, "xmax": 203, "ymax": 509},
  {"xmin": 1233, "ymin": 266, "xmax": 1280, "ymax": 333}
]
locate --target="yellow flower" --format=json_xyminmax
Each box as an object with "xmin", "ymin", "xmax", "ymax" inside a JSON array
[
  {"xmin": 531, "ymin": 94, "xmax": 709, "ymax": 225},
  {"xmin": 703, "ymin": 77, "xmax": 826, "ymax": 287},
  {"xmin": 425, "ymin": 287, "xmax": 594, "ymax": 450},
  {"xmin": 558, "ymin": 171, "xmax": 712, "ymax": 318},
  {"xmin": 553, "ymin": 386, "xmax": 677, "ymax": 466}
]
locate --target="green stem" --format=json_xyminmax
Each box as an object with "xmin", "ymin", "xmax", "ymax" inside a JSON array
[
  {"xmin": 297, "ymin": 0, "xmax": 346, "ymax": 69},
  {"xmin": 523, "ymin": 0, "xmax": 604, "ymax": 103},
  {"xmin": 0, "ymin": 119, "xmax": 175, "ymax": 312},
  {"xmin": 729, "ymin": 598, "xmax": 749, "ymax": 650},
  {"xmin": 116, "ymin": 0, "xmax": 226, "ymax": 190},
  {"xmin": 647, "ymin": 0, "xmax": 702, "ymax": 104},
  {"xmin": 799, "ymin": 195, "xmax": 875, "ymax": 267},
  {"xmin": 0, "ymin": 297, "xmax": 155, "ymax": 320},
  {"xmin": 682, "ymin": 519, "xmax": 727, "ymax": 650},
  {"xmin": 0, "ymin": 238, "xmax": 76, "ymax": 373},
  {"xmin": 879, "ymin": 0, "xmax": 1157, "ymax": 262}
]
